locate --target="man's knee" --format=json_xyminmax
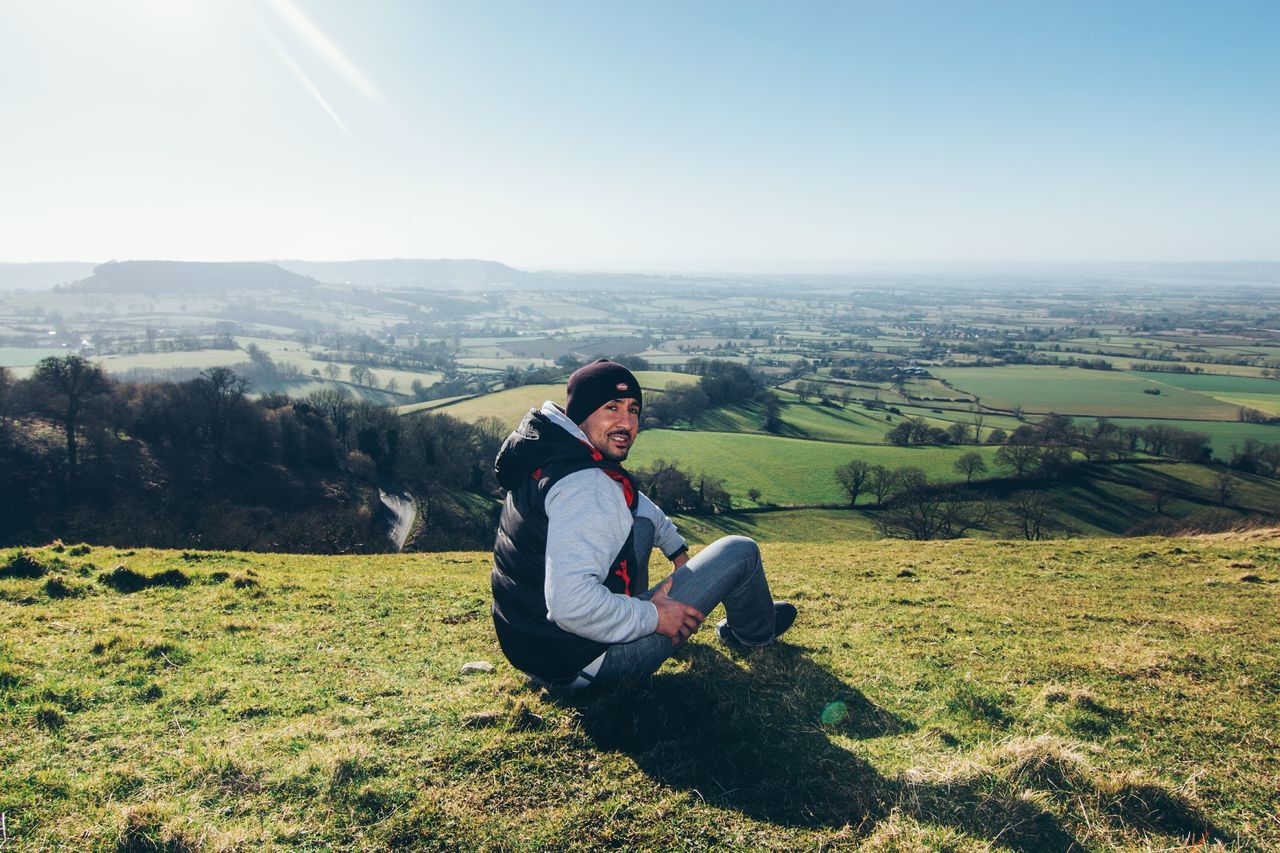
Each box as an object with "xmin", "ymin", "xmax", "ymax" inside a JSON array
[{"xmin": 713, "ymin": 535, "xmax": 761, "ymax": 564}]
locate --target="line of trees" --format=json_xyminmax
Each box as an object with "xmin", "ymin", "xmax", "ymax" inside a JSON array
[
  {"xmin": 0, "ymin": 355, "xmax": 502, "ymax": 551},
  {"xmin": 632, "ymin": 459, "xmax": 732, "ymax": 514},
  {"xmin": 644, "ymin": 360, "xmax": 767, "ymax": 428}
]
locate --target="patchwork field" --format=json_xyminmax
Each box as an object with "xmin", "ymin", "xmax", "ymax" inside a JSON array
[
  {"xmin": 1082, "ymin": 417, "xmax": 1280, "ymax": 457},
  {"xmin": 630, "ymin": 431, "xmax": 1002, "ymax": 506},
  {"xmin": 1147, "ymin": 373, "xmax": 1280, "ymax": 416},
  {"xmin": 2, "ymin": 537, "xmax": 1276, "ymax": 849},
  {"xmin": 934, "ymin": 366, "xmax": 1243, "ymax": 420}
]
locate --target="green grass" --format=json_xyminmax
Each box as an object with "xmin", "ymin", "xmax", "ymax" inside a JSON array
[
  {"xmin": 1016, "ymin": 462, "xmax": 1280, "ymax": 537},
  {"xmin": 1082, "ymin": 417, "xmax": 1280, "ymax": 457},
  {"xmin": 2, "ymin": 536, "xmax": 1278, "ymax": 849},
  {"xmin": 631, "ymin": 430, "xmax": 1002, "ymax": 506},
  {"xmin": 417, "ymin": 373, "xmax": 697, "ymax": 428},
  {"xmin": 671, "ymin": 509, "xmax": 880, "ymax": 544},
  {"xmin": 692, "ymin": 396, "xmax": 897, "ymax": 444},
  {"xmin": 0, "ymin": 346, "xmax": 68, "ymax": 370},
  {"xmin": 424, "ymin": 384, "xmax": 564, "ymax": 427},
  {"xmin": 1147, "ymin": 373, "xmax": 1280, "ymax": 416},
  {"xmin": 934, "ymin": 366, "xmax": 1243, "ymax": 420}
]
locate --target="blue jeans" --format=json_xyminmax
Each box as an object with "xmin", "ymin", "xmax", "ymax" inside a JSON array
[{"xmin": 585, "ymin": 528, "xmax": 779, "ymax": 687}]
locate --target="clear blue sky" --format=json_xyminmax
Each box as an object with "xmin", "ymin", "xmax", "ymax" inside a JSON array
[{"xmin": 1, "ymin": 0, "xmax": 1276, "ymax": 269}]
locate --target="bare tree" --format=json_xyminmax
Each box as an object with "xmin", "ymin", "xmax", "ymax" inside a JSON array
[
  {"xmin": 834, "ymin": 459, "xmax": 871, "ymax": 506},
  {"xmin": 192, "ymin": 366, "xmax": 251, "ymax": 449},
  {"xmin": 30, "ymin": 354, "xmax": 110, "ymax": 483},
  {"xmin": 1008, "ymin": 491, "xmax": 1053, "ymax": 540},
  {"xmin": 876, "ymin": 476, "xmax": 992, "ymax": 540},
  {"xmin": 953, "ymin": 451, "xmax": 988, "ymax": 483},
  {"xmin": 995, "ymin": 443, "xmax": 1041, "ymax": 477},
  {"xmin": 970, "ymin": 409, "xmax": 986, "ymax": 442},
  {"xmin": 1150, "ymin": 483, "xmax": 1172, "ymax": 514},
  {"xmin": 1212, "ymin": 469, "xmax": 1234, "ymax": 505},
  {"xmin": 868, "ymin": 464, "xmax": 899, "ymax": 506},
  {"xmin": 0, "ymin": 366, "xmax": 11, "ymax": 439}
]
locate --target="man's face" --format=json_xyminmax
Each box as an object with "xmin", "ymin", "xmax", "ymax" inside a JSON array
[{"xmin": 580, "ymin": 397, "xmax": 640, "ymax": 461}]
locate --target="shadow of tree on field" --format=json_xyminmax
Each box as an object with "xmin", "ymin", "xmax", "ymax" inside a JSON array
[{"xmin": 564, "ymin": 644, "xmax": 1085, "ymax": 851}]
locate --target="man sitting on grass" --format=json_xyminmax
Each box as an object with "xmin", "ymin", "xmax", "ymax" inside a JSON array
[{"xmin": 490, "ymin": 359, "xmax": 796, "ymax": 689}]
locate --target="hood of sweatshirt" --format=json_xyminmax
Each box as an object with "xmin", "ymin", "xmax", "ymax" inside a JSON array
[{"xmin": 494, "ymin": 401, "xmax": 599, "ymax": 491}]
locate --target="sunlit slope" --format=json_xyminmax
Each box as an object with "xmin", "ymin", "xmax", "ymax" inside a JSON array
[
  {"xmin": 934, "ymin": 365, "xmax": 1243, "ymax": 419},
  {"xmin": 405, "ymin": 372, "xmax": 698, "ymax": 426},
  {"xmin": 629, "ymin": 431, "xmax": 1002, "ymax": 505},
  {"xmin": 2, "ymin": 535, "xmax": 1277, "ymax": 849}
]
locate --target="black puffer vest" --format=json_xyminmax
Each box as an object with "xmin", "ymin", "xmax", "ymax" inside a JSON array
[{"xmin": 490, "ymin": 408, "xmax": 639, "ymax": 682}]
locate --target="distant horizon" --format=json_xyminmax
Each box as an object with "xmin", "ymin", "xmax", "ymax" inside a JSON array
[{"xmin": 5, "ymin": 256, "xmax": 1280, "ymax": 274}]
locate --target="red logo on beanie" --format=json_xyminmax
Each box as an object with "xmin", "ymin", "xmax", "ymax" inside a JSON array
[{"xmin": 616, "ymin": 382, "xmax": 628, "ymax": 391}]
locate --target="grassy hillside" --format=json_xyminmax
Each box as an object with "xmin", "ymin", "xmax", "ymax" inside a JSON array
[
  {"xmin": 414, "ymin": 372, "xmax": 698, "ymax": 428},
  {"xmin": 2, "ymin": 536, "xmax": 1277, "ymax": 849},
  {"xmin": 630, "ymin": 432, "xmax": 1002, "ymax": 506}
]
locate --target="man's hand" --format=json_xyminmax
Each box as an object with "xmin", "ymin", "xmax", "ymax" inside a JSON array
[
  {"xmin": 651, "ymin": 577, "xmax": 704, "ymax": 646},
  {"xmin": 672, "ymin": 551, "xmax": 689, "ymax": 570}
]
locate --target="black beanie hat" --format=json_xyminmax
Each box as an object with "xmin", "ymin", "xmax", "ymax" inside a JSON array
[{"xmin": 565, "ymin": 359, "xmax": 643, "ymax": 424}]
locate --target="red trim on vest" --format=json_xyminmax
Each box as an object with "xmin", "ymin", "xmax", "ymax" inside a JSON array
[
  {"xmin": 614, "ymin": 559, "xmax": 632, "ymax": 596},
  {"xmin": 531, "ymin": 467, "xmax": 542, "ymax": 481},
  {"xmin": 602, "ymin": 468, "xmax": 636, "ymax": 509},
  {"xmin": 573, "ymin": 438, "xmax": 634, "ymax": 508}
]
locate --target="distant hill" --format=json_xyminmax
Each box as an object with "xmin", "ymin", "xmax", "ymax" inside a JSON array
[
  {"xmin": 0, "ymin": 262, "xmax": 98, "ymax": 291},
  {"xmin": 70, "ymin": 261, "xmax": 319, "ymax": 295},
  {"xmin": 274, "ymin": 258, "xmax": 527, "ymax": 289}
]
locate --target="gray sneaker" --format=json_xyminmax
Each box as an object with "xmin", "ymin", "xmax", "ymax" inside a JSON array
[{"xmin": 716, "ymin": 602, "xmax": 798, "ymax": 648}]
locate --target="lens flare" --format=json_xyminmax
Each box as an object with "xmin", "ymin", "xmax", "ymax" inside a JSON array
[{"xmin": 820, "ymin": 701, "xmax": 848, "ymax": 725}]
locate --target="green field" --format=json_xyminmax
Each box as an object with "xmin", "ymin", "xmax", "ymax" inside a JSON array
[
  {"xmin": 421, "ymin": 373, "xmax": 699, "ymax": 428},
  {"xmin": 3, "ymin": 538, "xmax": 1276, "ymax": 849},
  {"xmin": 934, "ymin": 366, "xmax": 1243, "ymax": 419},
  {"xmin": 0, "ymin": 347, "xmax": 68, "ymax": 375},
  {"xmin": 631, "ymin": 431, "xmax": 1001, "ymax": 506},
  {"xmin": 1146, "ymin": 373, "xmax": 1280, "ymax": 416},
  {"xmin": 692, "ymin": 396, "xmax": 897, "ymax": 444},
  {"xmin": 1084, "ymin": 417, "xmax": 1280, "ymax": 457},
  {"xmin": 672, "ymin": 509, "xmax": 879, "ymax": 543}
]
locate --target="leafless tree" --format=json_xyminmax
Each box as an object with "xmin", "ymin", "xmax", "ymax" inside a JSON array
[
  {"xmin": 30, "ymin": 354, "xmax": 110, "ymax": 482},
  {"xmin": 834, "ymin": 459, "xmax": 871, "ymax": 506},
  {"xmin": 876, "ymin": 477, "xmax": 993, "ymax": 540},
  {"xmin": 1212, "ymin": 470, "xmax": 1234, "ymax": 505},
  {"xmin": 954, "ymin": 451, "xmax": 988, "ymax": 483},
  {"xmin": 995, "ymin": 443, "xmax": 1041, "ymax": 477},
  {"xmin": 1008, "ymin": 491, "xmax": 1053, "ymax": 540},
  {"xmin": 869, "ymin": 464, "xmax": 899, "ymax": 506}
]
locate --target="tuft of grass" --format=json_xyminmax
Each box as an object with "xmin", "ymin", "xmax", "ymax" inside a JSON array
[
  {"xmin": 945, "ymin": 681, "xmax": 1012, "ymax": 727},
  {"xmin": 115, "ymin": 802, "xmax": 196, "ymax": 853},
  {"xmin": 42, "ymin": 574, "xmax": 82, "ymax": 599},
  {"xmin": 97, "ymin": 565, "xmax": 190, "ymax": 593},
  {"xmin": 1100, "ymin": 772, "xmax": 1222, "ymax": 842},
  {"xmin": 34, "ymin": 704, "xmax": 67, "ymax": 730},
  {"xmin": 0, "ymin": 663, "xmax": 26, "ymax": 691},
  {"xmin": 0, "ymin": 551, "xmax": 48, "ymax": 579}
]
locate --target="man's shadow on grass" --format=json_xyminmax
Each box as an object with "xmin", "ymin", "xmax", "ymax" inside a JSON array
[{"xmin": 560, "ymin": 644, "xmax": 1219, "ymax": 851}]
